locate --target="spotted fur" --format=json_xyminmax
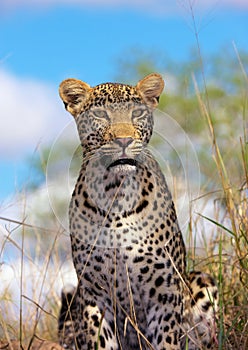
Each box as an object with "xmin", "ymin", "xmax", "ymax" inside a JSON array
[{"xmin": 58, "ymin": 73, "xmax": 218, "ymax": 349}]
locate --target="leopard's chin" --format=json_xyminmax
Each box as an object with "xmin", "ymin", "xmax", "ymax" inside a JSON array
[{"xmin": 107, "ymin": 158, "xmax": 138, "ymax": 171}]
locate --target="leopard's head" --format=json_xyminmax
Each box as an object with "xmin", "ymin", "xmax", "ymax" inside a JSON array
[{"xmin": 59, "ymin": 73, "xmax": 164, "ymax": 172}]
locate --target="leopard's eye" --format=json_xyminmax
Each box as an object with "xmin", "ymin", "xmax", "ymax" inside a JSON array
[
  {"xmin": 132, "ymin": 109, "xmax": 144, "ymax": 119},
  {"xmin": 93, "ymin": 110, "xmax": 109, "ymax": 119}
]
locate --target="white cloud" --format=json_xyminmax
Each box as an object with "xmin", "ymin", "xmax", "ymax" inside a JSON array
[
  {"xmin": 0, "ymin": 0, "xmax": 247, "ymax": 14},
  {"xmin": 0, "ymin": 69, "xmax": 69, "ymax": 159}
]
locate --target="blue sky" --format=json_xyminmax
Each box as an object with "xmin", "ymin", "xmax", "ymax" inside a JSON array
[{"xmin": 0, "ymin": 0, "xmax": 247, "ymax": 201}]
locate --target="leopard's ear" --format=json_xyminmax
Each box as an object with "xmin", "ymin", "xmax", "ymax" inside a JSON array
[
  {"xmin": 59, "ymin": 78, "xmax": 91, "ymax": 117},
  {"xmin": 136, "ymin": 73, "xmax": 164, "ymax": 108}
]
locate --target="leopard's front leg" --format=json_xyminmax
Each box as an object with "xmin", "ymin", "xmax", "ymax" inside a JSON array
[
  {"xmin": 76, "ymin": 288, "xmax": 120, "ymax": 350},
  {"xmin": 146, "ymin": 291, "xmax": 183, "ymax": 350}
]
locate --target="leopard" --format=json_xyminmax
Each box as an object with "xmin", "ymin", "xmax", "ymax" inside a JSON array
[{"xmin": 57, "ymin": 73, "xmax": 218, "ymax": 350}]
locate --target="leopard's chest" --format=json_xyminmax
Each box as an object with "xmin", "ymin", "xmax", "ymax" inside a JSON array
[
  {"xmin": 70, "ymin": 161, "xmax": 156, "ymax": 242},
  {"xmin": 69, "ymin": 156, "xmax": 186, "ymax": 291}
]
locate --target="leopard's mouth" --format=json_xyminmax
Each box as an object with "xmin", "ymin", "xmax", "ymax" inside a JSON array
[{"xmin": 107, "ymin": 158, "xmax": 138, "ymax": 170}]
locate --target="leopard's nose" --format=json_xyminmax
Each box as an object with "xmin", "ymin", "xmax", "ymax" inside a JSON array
[{"xmin": 114, "ymin": 137, "xmax": 133, "ymax": 148}]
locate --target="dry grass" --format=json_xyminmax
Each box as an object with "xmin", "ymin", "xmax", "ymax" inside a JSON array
[
  {"xmin": 0, "ymin": 219, "xmax": 74, "ymax": 348},
  {"xmin": 184, "ymin": 2, "xmax": 248, "ymax": 347}
]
